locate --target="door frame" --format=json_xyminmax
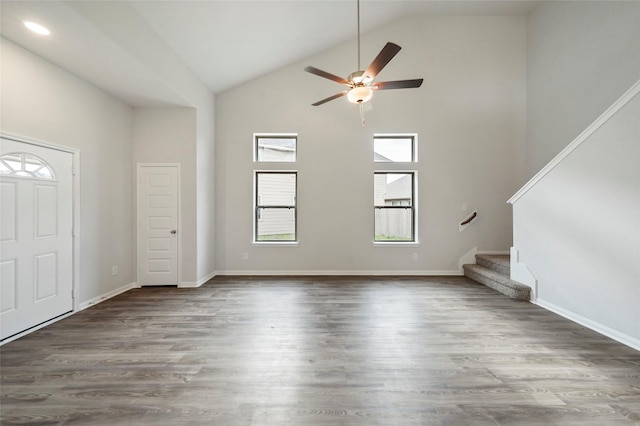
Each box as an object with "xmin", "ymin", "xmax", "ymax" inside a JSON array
[
  {"xmin": 0, "ymin": 132, "xmax": 80, "ymax": 341},
  {"xmin": 136, "ymin": 163, "xmax": 181, "ymax": 287}
]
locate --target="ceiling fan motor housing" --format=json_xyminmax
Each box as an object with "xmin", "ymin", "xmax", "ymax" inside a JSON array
[{"xmin": 348, "ymin": 70, "xmax": 372, "ymax": 85}]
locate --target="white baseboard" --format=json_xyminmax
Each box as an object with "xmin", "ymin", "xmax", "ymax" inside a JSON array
[
  {"xmin": 78, "ymin": 282, "xmax": 137, "ymax": 311},
  {"xmin": 179, "ymin": 271, "xmax": 216, "ymax": 288},
  {"xmin": 536, "ymin": 298, "xmax": 640, "ymax": 352},
  {"xmin": 214, "ymin": 270, "xmax": 462, "ymax": 276}
]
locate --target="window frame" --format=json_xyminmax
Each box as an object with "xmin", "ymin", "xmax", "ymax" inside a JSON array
[
  {"xmin": 254, "ymin": 170, "xmax": 298, "ymax": 244},
  {"xmin": 254, "ymin": 133, "xmax": 297, "ymax": 163},
  {"xmin": 373, "ymin": 133, "xmax": 418, "ymax": 163},
  {"xmin": 373, "ymin": 170, "xmax": 418, "ymax": 244}
]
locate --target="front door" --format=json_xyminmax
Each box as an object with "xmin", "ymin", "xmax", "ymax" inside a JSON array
[
  {"xmin": 137, "ymin": 164, "xmax": 179, "ymax": 286},
  {"xmin": 1, "ymin": 137, "xmax": 74, "ymax": 341}
]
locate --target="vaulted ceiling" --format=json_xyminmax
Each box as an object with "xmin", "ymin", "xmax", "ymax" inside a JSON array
[{"xmin": 1, "ymin": 1, "xmax": 539, "ymax": 106}]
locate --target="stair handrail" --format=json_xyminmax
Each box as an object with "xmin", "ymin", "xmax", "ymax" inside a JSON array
[{"xmin": 508, "ymin": 79, "xmax": 640, "ymax": 205}]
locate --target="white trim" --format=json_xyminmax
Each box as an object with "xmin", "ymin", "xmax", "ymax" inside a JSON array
[
  {"xmin": 372, "ymin": 242, "xmax": 420, "ymax": 247},
  {"xmin": 253, "ymin": 133, "xmax": 297, "ymax": 163},
  {"xmin": 373, "ymin": 133, "xmax": 419, "ymax": 163},
  {"xmin": 253, "ymin": 170, "xmax": 298, "ymax": 243},
  {"xmin": 78, "ymin": 282, "xmax": 136, "ymax": 311},
  {"xmin": 374, "ymin": 169, "xmax": 418, "ymax": 243},
  {"xmin": 508, "ymin": 79, "xmax": 640, "ymax": 205},
  {"xmin": 179, "ymin": 271, "xmax": 216, "ymax": 288},
  {"xmin": 214, "ymin": 270, "xmax": 462, "ymax": 276},
  {"xmin": 535, "ymin": 298, "xmax": 640, "ymax": 352},
  {"xmin": 253, "ymin": 241, "xmax": 299, "ymax": 247},
  {"xmin": 509, "ymin": 247, "xmax": 537, "ymax": 301},
  {"xmin": 0, "ymin": 132, "xmax": 82, "ymax": 321}
]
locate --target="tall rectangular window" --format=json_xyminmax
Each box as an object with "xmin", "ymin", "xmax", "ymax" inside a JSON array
[
  {"xmin": 255, "ymin": 172, "xmax": 296, "ymax": 242},
  {"xmin": 374, "ymin": 172, "xmax": 415, "ymax": 242},
  {"xmin": 255, "ymin": 134, "xmax": 297, "ymax": 162},
  {"xmin": 374, "ymin": 134, "xmax": 416, "ymax": 162}
]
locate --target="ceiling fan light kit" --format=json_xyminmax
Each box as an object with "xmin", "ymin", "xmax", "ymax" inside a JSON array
[{"xmin": 305, "ymin": 0, "xmax": 424, "ymax": 126}]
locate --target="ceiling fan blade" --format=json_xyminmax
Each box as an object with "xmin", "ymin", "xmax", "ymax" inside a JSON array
[
  {"xmin": 373, "ymin": 79, "xmax": 424, "ymax": 90},
  {"xmin": 305, "ymin": 66, "xmax": 349, "ymax": 85},
  {"xmin": 363, "ymin": 42, "xmax": 402, "ymax": 80},
  {"xmin": 312, "ymin": 91, "xmax": 348, "ymax": 106}
]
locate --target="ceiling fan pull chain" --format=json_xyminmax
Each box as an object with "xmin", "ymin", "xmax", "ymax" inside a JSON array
[{"xmin": 359, "ymin": 102, "xmax": 366, "ymax": 127}]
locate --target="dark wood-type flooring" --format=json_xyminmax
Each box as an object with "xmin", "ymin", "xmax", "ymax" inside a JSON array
[{"xmin": 2, "ymin": 276, "xmax": 639, "ymax": 425}]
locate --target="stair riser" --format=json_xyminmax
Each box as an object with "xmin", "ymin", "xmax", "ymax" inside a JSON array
[
  {"xmin": 477, "ymin": 258, "xmax": 510, "ymax": 275},
  {"xmin": 464, "ymin": 269, "xmax": 530, "ymax": 301}
]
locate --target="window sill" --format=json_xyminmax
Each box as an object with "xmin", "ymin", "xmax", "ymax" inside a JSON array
[
  {"xmin": 373, "ymin": 241, "xmax": 420, "ymax": 247},
  {"xmin": 252, "ymin": 241, "xmax": 299, "ymax": 247}
]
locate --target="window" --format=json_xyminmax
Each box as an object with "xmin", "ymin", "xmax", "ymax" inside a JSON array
[
  {"xmin": 374, "ymin": 134, "xmax": 416, "ymax": 162},
  {"xmin": 0, "ymin": 152, "xmax": 55, "ymax": 180},
  {"xmin": 255, "ymin": 134, "xmax": 296, "ymax": 162},
  {"xmin": 374, "ymin": 172, "xmax": 415, "ymax": 242},
  {"xmin": 255, "ymin": 172, "xmax": 297, "ymax": 242}
]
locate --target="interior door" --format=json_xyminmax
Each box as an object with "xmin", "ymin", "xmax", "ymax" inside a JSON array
[
  {"xmin": 137, "ymin": 164, "xmax": 179, "ymax": 286},
  {"xmin": 1, "ymin": 137, "xmax": 73, "ymax": 341}
]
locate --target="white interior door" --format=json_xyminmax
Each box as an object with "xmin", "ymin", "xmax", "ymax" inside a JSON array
[
  {"xmin": 137, "ymin": 164, "xmax": 179, "ymax": 286},
  {"xmin": 1, "ymin": 138, "xmax": 73, "ymax": 341}
]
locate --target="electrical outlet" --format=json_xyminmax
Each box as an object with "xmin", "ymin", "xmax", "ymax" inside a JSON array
[
  {"xmin": 412, "ymin": 253, "xmax": 418, "ymax": 260},
  {"xmin": 462, "ymin": 203, "xmax": 468, "ymax": 211},
  {"xmin": 242, "ymin": 252, "xmax": 249, "ymax": 260},
  {"xmin": 112, "ymin": 266, "xmax": 118, "ymax": 276}
]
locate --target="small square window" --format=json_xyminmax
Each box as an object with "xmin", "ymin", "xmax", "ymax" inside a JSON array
[
  {"xmin": 374, "ymin": 135, "xmax": 416, "ymax": 162},
  {"xmin": 255, "ymin": 135, "xmax": 296, "ymax": 162}
]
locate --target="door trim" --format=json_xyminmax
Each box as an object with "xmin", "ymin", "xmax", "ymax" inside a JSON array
[
  {"xmin": 136, "ymin": 163, "xmax": 181, "ymax": 286},
  {"xmin": 0, "ymin": 132, "xmax": 80, "ymax": 341}
]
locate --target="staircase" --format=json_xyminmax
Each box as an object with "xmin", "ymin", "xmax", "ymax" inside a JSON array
[{"xmin": 463, "ymin": 254, "xmax": 531, "ymax": 301}]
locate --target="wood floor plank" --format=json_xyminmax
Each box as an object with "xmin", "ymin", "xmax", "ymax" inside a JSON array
[{"xmin": 2, "ymin": 276, "xmax": 639, "ymax": 425}]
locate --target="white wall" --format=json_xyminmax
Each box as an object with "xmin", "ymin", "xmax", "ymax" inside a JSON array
[
  {"xmin": 1, "ymin": 37, "xmax": 134, "ymax": 303},
  {"xmin": 215, "ymin": 15, "xmax": 526, "ymax": 274},
  {"xmin": 526, "ymin": 1, "xmax": 640, "ymax": 179},
  {"xmin": 74, "ymin": 1, "xmax": 217, "ymax": 285},
  {"xmin": 196, "ymin": 100, "xmax": 216, "ymax": 284},
  {"xmin": 512, "ymin": 90, "xmax": 640, "ymax": 349},
  {"xmin": 132, "ymin": 107, "xmax": 198, "ymax": 284}
]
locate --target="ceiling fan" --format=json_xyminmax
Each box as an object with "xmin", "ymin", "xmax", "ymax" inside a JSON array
[{"xmin": 305, "ymin": 0, "xmax": 423, "ymax": 125}]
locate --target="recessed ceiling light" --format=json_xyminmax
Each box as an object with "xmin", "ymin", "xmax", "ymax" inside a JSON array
[{"xmin": 23, "ymin": 21, "xmax": 50, "ymax": 36}]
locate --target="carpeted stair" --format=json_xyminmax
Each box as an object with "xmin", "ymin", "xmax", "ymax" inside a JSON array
[{"xmin": 463, "ymin": 254, "xmax": 531, "ymax": 301}]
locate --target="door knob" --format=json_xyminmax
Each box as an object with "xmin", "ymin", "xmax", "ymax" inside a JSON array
[{"xmin": 170, "ymin": 230, "xmax": 177, "ymax": 234}]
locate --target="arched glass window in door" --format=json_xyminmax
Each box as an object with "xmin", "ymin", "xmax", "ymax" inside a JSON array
[{"xmin": 0, "ymin": 152, "xmax": 55, "ymax": 180}]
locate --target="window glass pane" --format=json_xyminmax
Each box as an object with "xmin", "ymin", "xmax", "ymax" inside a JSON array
[
  {"xmin": 374, "ymin": 173, "xmax": 412, "ymax": 206},
  {"xmin": 374, "ymin": 172, "xmax": 414, "ymax": 242},
  {"xmin": 256, "ymin": 172, "xmax": 296, "ymax": 242},
  {"xmin": 374, "ymin": 137, "xmax": 413, "ymax": 162},
  {"xmin": 256, "ymin": 208, "xmax": 296, "ymax": 241},
  {"xmin": 256, "ymin": 136, "xmax": 296, "ymax": 162},
  {"xmin": 0, "ymin": 153, "xmax": 55, "ymax": 180},
  {"xmin": 375, "ymin": 208, "xmax": 413, "ymax": 241}
]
